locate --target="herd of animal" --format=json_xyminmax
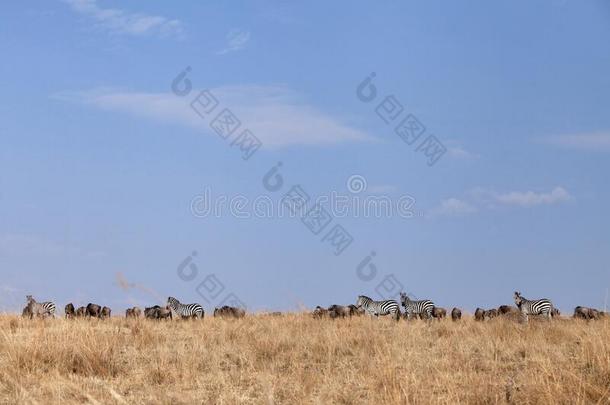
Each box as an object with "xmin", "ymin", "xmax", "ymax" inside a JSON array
[
  {"xmin": 18, "ymin": 291, "xmax": 609, "ymax": 323},
  {"xmin": 312, "ymin": 292, "xmax": 608, "ymax": 323}
]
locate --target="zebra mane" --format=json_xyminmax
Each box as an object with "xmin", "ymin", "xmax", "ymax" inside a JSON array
[{"xmin": 358, "ymin": 295, "xmax": 371, "ymax": 300}]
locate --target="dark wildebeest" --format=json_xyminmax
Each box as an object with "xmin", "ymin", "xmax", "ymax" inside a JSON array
[
  {"xmin": 213, "ymin": 306, "xmax": 246, "ymax": 318},
  {"xmin": 100, "ymin": 306, "xmax": 111, "ymax": 319},
  {"xmin": 157, "ymin": 306, "xmax": 172, "ymax": 320},
  {"xmin": 348, "ymin": 304, "xmax": 365, "ymax": 317},
  {"xmin": 65, "ymin": 303, "xmax": 75, "ymax": 319},
  {"xmin": 86, "ymin": 303, "xmax": 102, "ymax": 318},
  {"xmin": 432, "ymin": 307, "xmax": 447, "ymax": 320},
  {"xmin": 474, "ymin": 308, "xmax": 485, "ymax": 321},
  {"xmin": 483, "ymin": 308, "xmax": 498, "ymax": 320},
  {"xmin": 573, "ymin": 306, "xmax": 600, "ymax": 320},
  {"xmin": 126, "ymin": 307, "xmax": 142, "ymax": 318},
  {"xmin": 75, "ymin": 306, "xmax": 87, "ymax": 317},
  {"xmin": 144, "ymin": 306, "xmax": 159, "ymax": 319},
  {"xmin": 22, "ymin": 305, "xmax": 32, "ymax": 318},
  {"xmin": 498, "ymin": 305, "xmax": 519, "ymax": 315},
  {"xmin": 451, "ymin": 307, "xmax": 462, "ymax": 321},
  {"xmin": 328, "ymin": 305, "xmax": 351, "ymax": 319},
  {"xmin": 313, "ymin": 306, "xmax": 329, "ymax": 318},
  {"xmin": 145, "ymin": 305, "xmax": 172, "ymax": 320}
]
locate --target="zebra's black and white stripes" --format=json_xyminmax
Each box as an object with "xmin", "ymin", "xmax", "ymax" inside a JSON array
[
  {"xmin": 514, "ymin": 291, "xmax": 553, "ymax": 321},
  {"xmin": 25, "ymin": 295, "xmax": 56, "ymax": 319},
  {"xmin": 400, "ymin": 292, "xmax": 434, "ymax": 320},
  {"xmin": 355, "ymin": 295, "xmax": 401, "ymax": 321},
  {"xmin": 167, "ymin": 296, "xmax": 204, "ymax": 319}
]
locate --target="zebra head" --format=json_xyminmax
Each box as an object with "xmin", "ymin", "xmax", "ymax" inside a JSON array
[
  {"xmin": 514, "ymin": 291, "xmax": 524, "ymax": 308},
  {"xmin": 399, "ymin": 292, "xmax": 410, "ymax": 307},
  {"xmin": 25, "ymin": 295, "xmax": 34, "ymax": 304},
  {"xmin": 356, "ymin": 295, "xmax": 369, "ymax": 308}
]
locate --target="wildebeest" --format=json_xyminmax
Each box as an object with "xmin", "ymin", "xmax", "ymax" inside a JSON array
[
  {"xmin": 498, "ymin": 305, "xmax": 519, "ymax": 315},
  {"xmin": 312, "ymin": 306, "xmax": 329, "ymax": 318},
  {"xmin": 451, "ymin": 307, "xmax": 462, "ymax": 321},
  {"xmin": 125, "ymin": 307, "xmax": 142, "ymax": 318},
  {"xmin": 348, "ymin": 304, "xmax": 365, "ymax": 317},
  {"xmin": 213, "ymin": 305, "xmax": 246, "ymax": 318},
  {"xmin": 144, "ymin": 305, "xmax": 172, "ymax": 320},
  {"xmin": 75, "ymin": 306, "xmax": 87, "ymax": 317},
  {"xmin": 432, "ymin": 307, "xmax": 447, "ymax": 320},
  {"xmin": 328, "ymin": 304, "xmax": 352, "ymax": 319},
  {"xmin": 86, "ymin": 303, "xmax": 102, "ymax": 318},
  {"xmin": 474, "ymin": 308, "xmax": 485, "ymax": 321},
  {"xmin": 483, "ymin": 308, "xmax": 498, "ymax": 320},
  {"xmin": 574, "ymin": 306, "xmax": 604, "ymax": 320},
  {"xmin": 21, "ymin": 305, "xmax": 32, "ymax": 318},
  {"xmin": 65, "ymin": 303, "xmax": 75, "ymax": 319},
  {"xmin": 100, "ymin": 306, "xmax": 111, "ymax": 319}
]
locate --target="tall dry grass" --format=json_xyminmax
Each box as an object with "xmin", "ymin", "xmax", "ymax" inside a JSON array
[{"xmin": 0, "ymin": 314, "xmax": 609, "ymax": 404}]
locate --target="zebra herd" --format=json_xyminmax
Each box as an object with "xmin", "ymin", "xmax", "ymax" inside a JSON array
[
  {"xmin": 316, "ymin": 291, "xmax": 607, "ymax": 323},
  {"xmin": 16, "ymin": 291, "xmax": 609, "ymax": 323},
  {"xmin": 20, "ymin": 296, "xmax": 236, "ymax": 320}
]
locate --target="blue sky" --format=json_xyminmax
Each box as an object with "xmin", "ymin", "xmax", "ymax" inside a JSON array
[{"xmin": 1, "ymin": 0, "xmax": 609, "ymax": 313}]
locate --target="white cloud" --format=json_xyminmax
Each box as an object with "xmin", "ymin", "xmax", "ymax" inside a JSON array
[
  {"xmin": 62, "ymin": 0, "xmax": 184, "ymax": 39},
  {"xmin": 493, "ymin": 187, "xmax": 571, "ymax": 207},
  {"xmin": 429, "ymin": 198, "xmax": 478, "ymax": 217},
  {"xmin": 53, "ymin": 85, "xmax": 373, "ymax": 148},
  {"xmin": 542, "ymin": 131, "xmax": 610, "ymax": 151},
  {"xmin": 445, "ymin": 140, "xmax": 478, "ymax": 160},
  {"xmin": 448, "ymin": 146, "xmax": 478, "ymax": 159},
  {"xmin": 430, "ymin": 186, "xmax": 571, "ymax": 218},
  {"xmin": 218, "ymin": 29, "xmax": 251, "ymax": 55}
]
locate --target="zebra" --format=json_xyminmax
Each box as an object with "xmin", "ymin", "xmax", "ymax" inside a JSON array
[
  {"xmin": 25, "ymin": 295, "xmax": 56, "ymax": 319},
  {"xmin": 355, "ymin": 295, "xmax": 400, "ymax": 321},
  {"xmin": 167, "ymin": 296, "xmax": 204, "ymax": 319},
  {"xmin": 399, "ymin": 292, "xmax": 434, "ymax": 320},
  {"xmin": 513, "ymin": 291, "xmax": 553, "ymax": 321}
]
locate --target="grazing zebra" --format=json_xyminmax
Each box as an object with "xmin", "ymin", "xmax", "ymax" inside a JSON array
[
  {"xmin": 167, "ymin": 297, "xmax": 204, "ymax": 319},
  {"xmin": 355, "ymin": 295, "xmax": 400, "ymax": 321},
  {"xmin": 399, "ymin": 292, "xmax": 434, "ymax": 320},
  {"xmin": 513, "ymin": 291, "xmax": 553, "ymax": 321},
  {"xmin": 25, "ymin": 295, "xmax": 56, "ymax": 319}
]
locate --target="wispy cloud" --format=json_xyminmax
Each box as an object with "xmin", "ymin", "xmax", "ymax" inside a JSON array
[
  {"xmin": 493, "ymin": 187, "xmax": 571, "ymax": 207},
  {"xmin": 429, "ymin": 198, "xmax": 478, "ymax": 217},
  {"xmin": 217, "ymin": 29, "xmax": 251, "ymax": 55},
  {"xmin": 542, "ymin": 131, "xmax": 610, "ymax": 151},
  {"xmin": 62, "ymin": 0, "xmax": 184, "ymax": 39},
  {"xmin": 53, "ymin": 85, "xmax": 373, "ymax": 148},
  {"xmin": 429, "ymin": 186, "xmax": 571, "ymax": 217},
  {"xmin": 444, "ymin": 140, "xmax": 479, "ymax": 160}
]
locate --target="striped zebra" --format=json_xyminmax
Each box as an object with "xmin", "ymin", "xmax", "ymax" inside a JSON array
[
  {"xmin": 513, "ymin": 291, "xmax": 553, "ymax": 321},
  {"xmin": 25, "ymin": 295, "xmax": 56, "ymax": 319},
  {"xmin": 355, "ymin": 295, "xmax": 400, "ymax": 321},
  {"xmin": 167, "ymin": 296, "xmax": 204, "ymax": 319},
  {"xmin": 399, "ymin": 292, "xmax": 434, "ymax": 320}
]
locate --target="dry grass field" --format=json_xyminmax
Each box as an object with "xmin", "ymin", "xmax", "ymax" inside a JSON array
[{"xmin": 1, "ymin": 314, "xmax": 609, "ymax": 404}]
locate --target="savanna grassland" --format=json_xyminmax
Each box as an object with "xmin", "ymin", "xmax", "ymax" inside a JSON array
[{"xmin": 0, "ymin": 314, "xmax": 609, "ymax": 404}]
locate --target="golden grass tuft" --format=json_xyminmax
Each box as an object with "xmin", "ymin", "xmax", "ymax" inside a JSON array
[{"xmin": 0, "ymin": 314, "xmax": 609, "ymax": 404}]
